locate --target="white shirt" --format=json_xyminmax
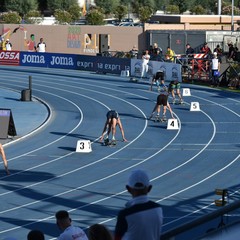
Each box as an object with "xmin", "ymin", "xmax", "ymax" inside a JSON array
[
  {"xmin": 37, "ymin": 42, "xmax": 46, "ymax": 52},
  {"xmin": 58, "ymin": 226, "xmax": 88, "ymax": 240},
  {"xmin": 115, "ymin": 195, "xmax": 163, "ymax": 240},
  {"xmin": 142, "ymin": 54, "xmax": 150, "ymax": 65},
  {"xmin": 6, "ymin": 42, "xmax": 12, "ymax": 51},
  {"xmin": 212, "ymin": 58, "xmax": 219, "ymax": 70}
]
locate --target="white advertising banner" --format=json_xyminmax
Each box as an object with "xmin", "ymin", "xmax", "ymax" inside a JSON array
[{"xmin": 130, "ymin": 59, "xmax": 182, "ymax": 82}]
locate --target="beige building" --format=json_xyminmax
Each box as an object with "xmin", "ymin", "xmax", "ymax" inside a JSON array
[
  {"xmin": 0, "ymin": 15, "xmax": 240, "ymax": 55},
  {"xmin": 149, "ymin": 14, "xmax": 240, "ymax": 31}
]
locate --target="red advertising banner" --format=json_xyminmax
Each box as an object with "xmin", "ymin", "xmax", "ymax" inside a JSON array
[{"xmin": 0, "ymin": 51, "xmax": 20, "ymax": 66}]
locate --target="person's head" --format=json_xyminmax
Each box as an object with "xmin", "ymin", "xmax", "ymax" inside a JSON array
[
  {"xmin": 126, "ymin": 170, "xmax": 152, "ymax": 197},
  {"xmin": 213, "ymin": 52, "xmax": 217, "ymax": 58},
  {"xmin": 27, "ymin": 230, "xmax": 45, "ymax": 240},
  {"xmin": 55, "ymin": 210, "xmax": 71, "ymax": 230},
  {"xmin": 88, "ymin": 224, "xmax": 113, "ymax": 240},
  {"xmin": 30, "ymin": 34, "xmax": 35, "ymax": 40},
  {"xmin": 186, "ymin": 43, "xmax": 190, "ymax": 48},
  {"xmin": 40, "ymin": 38, "xmax": 43, "ymax": 42},
  {"xmin": 6, "ymin": 39, "xmax": 9, "ymax": 43}
]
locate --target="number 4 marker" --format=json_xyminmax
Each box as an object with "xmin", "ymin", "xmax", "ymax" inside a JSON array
[{"xmin": 167, "ymin": 119, "xmax": 179, "ymax": 130}]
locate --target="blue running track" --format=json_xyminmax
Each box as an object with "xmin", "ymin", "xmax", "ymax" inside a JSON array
[{"xmin": 0, "ymin": 66, "xmax": 239, "ymax": 239}]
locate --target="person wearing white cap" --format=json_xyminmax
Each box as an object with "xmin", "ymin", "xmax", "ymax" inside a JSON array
[{"xmin": 114, "ymin": 170, "xmax": 163, "ymax": 240}]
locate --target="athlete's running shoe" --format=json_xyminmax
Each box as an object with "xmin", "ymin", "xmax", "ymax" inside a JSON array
[{"xmin": 148, "ymin": 113, "xmax": 154, "ymax": 120}]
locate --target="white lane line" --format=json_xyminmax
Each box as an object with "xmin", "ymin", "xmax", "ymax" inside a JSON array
[{"xmin": 1, "ymin": 71, "xmax": 238, "ymax": 236}]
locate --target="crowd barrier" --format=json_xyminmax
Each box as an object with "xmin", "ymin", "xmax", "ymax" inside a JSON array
[{"xmin": 0, "ymin": 51, "xmax": 182, "ymax": 81}]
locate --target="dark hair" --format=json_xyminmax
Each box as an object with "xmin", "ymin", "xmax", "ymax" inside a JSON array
[
  {"xmin": 88, "ymin": 224, "xmax": 113, "ymax": 240},
  {"xmin": 55, "ymin": 210, "xmax": 69, "ymax": 220},
  {"xmin": 27, "ymin": 230, "xmax": 45, "ymax": 240}
]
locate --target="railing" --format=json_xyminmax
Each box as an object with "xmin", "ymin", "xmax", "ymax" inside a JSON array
[
  {"xmin": 176, "ymin": 54, "xmax": 212, "ymax": 82},
  {"xmin": 161, "ymin": 199, "xmax": 240, "ymax": 240}
]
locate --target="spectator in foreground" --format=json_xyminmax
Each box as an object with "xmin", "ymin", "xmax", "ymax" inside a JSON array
[
  {"xmin": 114, "ymin": 169, "xmax": 163, "ymax": 240},
  {"xmin": 88, "ymin": 224, "xmax": 113, "ymax": 240},
  {"xmin": 55, "ymin": 210, "xmax": 88, "ymax": 240},
  {"xmin": 27, "ymin": 230, "xmax": 45, "ymax": 240}
]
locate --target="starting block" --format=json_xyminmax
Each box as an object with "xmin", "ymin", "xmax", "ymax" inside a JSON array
[
  {"xmin": 190, "ymin": 102, "xmax": 200, "ymax": 111},
  {"xmin": 167, "ymin": 118, "xmax": 179, "ymax": 130},
  {"xmin": 120, "ymin": 70, "xmax": 130, "ymax": 77},
  {"xmin": 76, "ymin": 140, "xmax": 92, "ymax": 153},
  {"xmin": 182, "ymin": 88, "xmax": 191, "ymax": 96}
]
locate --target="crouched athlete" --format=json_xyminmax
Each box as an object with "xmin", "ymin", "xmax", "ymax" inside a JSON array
[{"xmin": 100, "ymin": 110, "xmax": 127, "ymax": 145}]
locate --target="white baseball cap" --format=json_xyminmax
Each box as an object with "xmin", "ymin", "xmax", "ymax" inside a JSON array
[{"xmin": 128, "ymin": 170, "xmax": 150, "ymax": 189}]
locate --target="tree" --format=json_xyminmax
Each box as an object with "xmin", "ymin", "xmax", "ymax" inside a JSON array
[
  {"xmin": 222, "ymin": 5, "xmax": 240, "ymax": 15},
  {"xmin": 47, "ymin": 0, "xmax": 78, "ymax": 12},
  {"xmin": 24, "ymin": 10, "xmax": 43, "ymax": 24},
  {"xmin": 68, "ymin": 4, "xmax": 82, "ymax": 22},
  {"xmin": 166, "ymin": 5, "xmax": 180, "ymax": 14},
  {"xmin": 132, "ymin": 0, "xmax": 155, "ymax": 15},
  {"xmin": 95, "ymin": 0, "xmax": 120, "ymax": 15},
  {"xmin": 170, "ymin": 0, "xmax": 188, "ymax": 14},
  {"xmin": 138, "ymin": 6, "xmax": 153, "ymax": 23},
  {"xmin": 38, "ymin": 0, "xmax": 48, "ymax": 13},
  {"xmin": 54, "ymin": 9, "xmax": 72, "ymax": 24},
  {"xmin": 86, "ymin": 9, "xmax": 105, "ymax": 25},
  {"xmin": 114, "ymin": 5, "xmax": 128, "ymax": 22},
  {"xmin": 153, "ymin": 0, "xmax": 168, "ymax": 12},
  {"xmin": 190, "ymin": 5, "xmax": 207, "ymax": 14},
  {"xmin": 4, "ymin": 0, "xmax": 38, "ymax": 17},
  {"xmin": 2, "ymin": 11, "xmax": 22, "ymax": 24}
]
